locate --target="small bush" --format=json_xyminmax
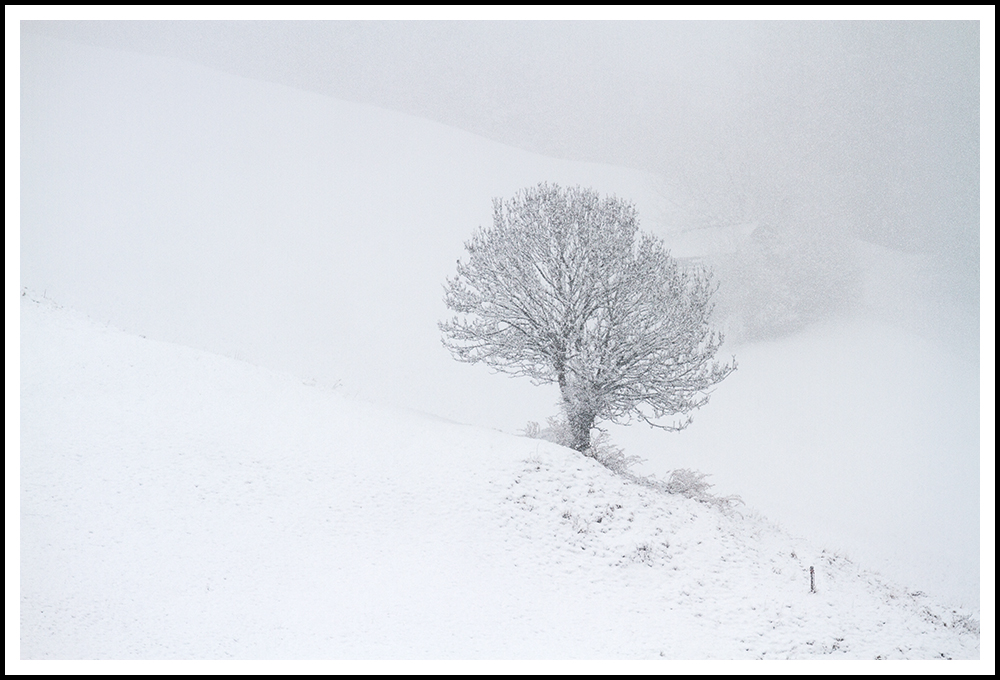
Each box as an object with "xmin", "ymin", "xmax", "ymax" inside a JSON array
[
  {"xmin": 521, "ymin": 421, "xmax": 542, "ymax": 439},
  {"xmin": 658, "ymin": 468, "xmax": 744, "ymax": 513},
  {"xmin": 586, "ymin": 430, "xmax": 644, "ymax": 475},
  {"xmin": 522, "ymin": 415, "xmax": 574, "ymax": 447}
]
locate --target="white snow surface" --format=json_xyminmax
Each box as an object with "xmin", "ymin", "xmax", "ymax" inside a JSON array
[{"xmin": 19, "ymin": 295, "xmax": 980, "ymax": 660}]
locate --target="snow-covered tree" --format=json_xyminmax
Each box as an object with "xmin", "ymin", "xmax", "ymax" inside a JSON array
[{"xmin": 440, "ymin": 183, "xmax": 735, "ymax": 454}]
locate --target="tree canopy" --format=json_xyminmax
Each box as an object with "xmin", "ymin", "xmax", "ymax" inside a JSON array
[{"xmin": 441, "ymin": 183, "xmax": 734, "ymax": 453}]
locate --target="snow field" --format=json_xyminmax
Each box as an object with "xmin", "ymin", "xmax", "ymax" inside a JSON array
[
  {"xmin": 499, "ymin": 446, "xmax": 978, "ymax": 659},
  {"xmin": 19, "ymin": 296, "xmax": 979, "ymax": 659}
]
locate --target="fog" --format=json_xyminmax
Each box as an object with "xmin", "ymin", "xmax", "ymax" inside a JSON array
[
  {"xmin": 22, "ymin": 19, "xmax": 981, "ymax": 354},
  {"xmin": 14, "ymin": 17, "xmax": 985, "ymax": 624}
]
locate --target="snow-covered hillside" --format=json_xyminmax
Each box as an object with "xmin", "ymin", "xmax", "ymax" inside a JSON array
[
  {"xmin": 18, "ymin": 295, "xmax": 980, "ymax": 659},
  {"xmin": 606, "ymin": 316, "xmax": 982, "ymax": 612}
]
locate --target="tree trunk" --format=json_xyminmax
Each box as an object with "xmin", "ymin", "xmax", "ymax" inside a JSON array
[
  {"xmin": 558, "ymin": 365, "xmax": 595, "ymax": 454},
  {"xmin": 566, "ymin": 405, "xmax": 596, "ymax": 454}
]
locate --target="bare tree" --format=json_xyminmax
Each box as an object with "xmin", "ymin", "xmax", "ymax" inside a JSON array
[{"xmin": 440, "ymin": 183, "xmax": 735, "ymax": 455}]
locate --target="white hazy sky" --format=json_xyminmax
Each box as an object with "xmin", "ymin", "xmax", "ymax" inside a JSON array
[
  {"xmin": 16, "ymin": 9, "xmax": 989, "ymax": 356},
  {"xmin": 21, "ymin": 13, "xmax": 982, "ymax": 248}
]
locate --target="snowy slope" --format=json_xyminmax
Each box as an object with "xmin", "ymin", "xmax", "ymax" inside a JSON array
[
  {"xmin": 19, "ymin": 295, "xmax": 980, "ymax": 660},
  {"xmin": 606, "ymin": 317, "xmax": 982, "ymax": 612}
]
